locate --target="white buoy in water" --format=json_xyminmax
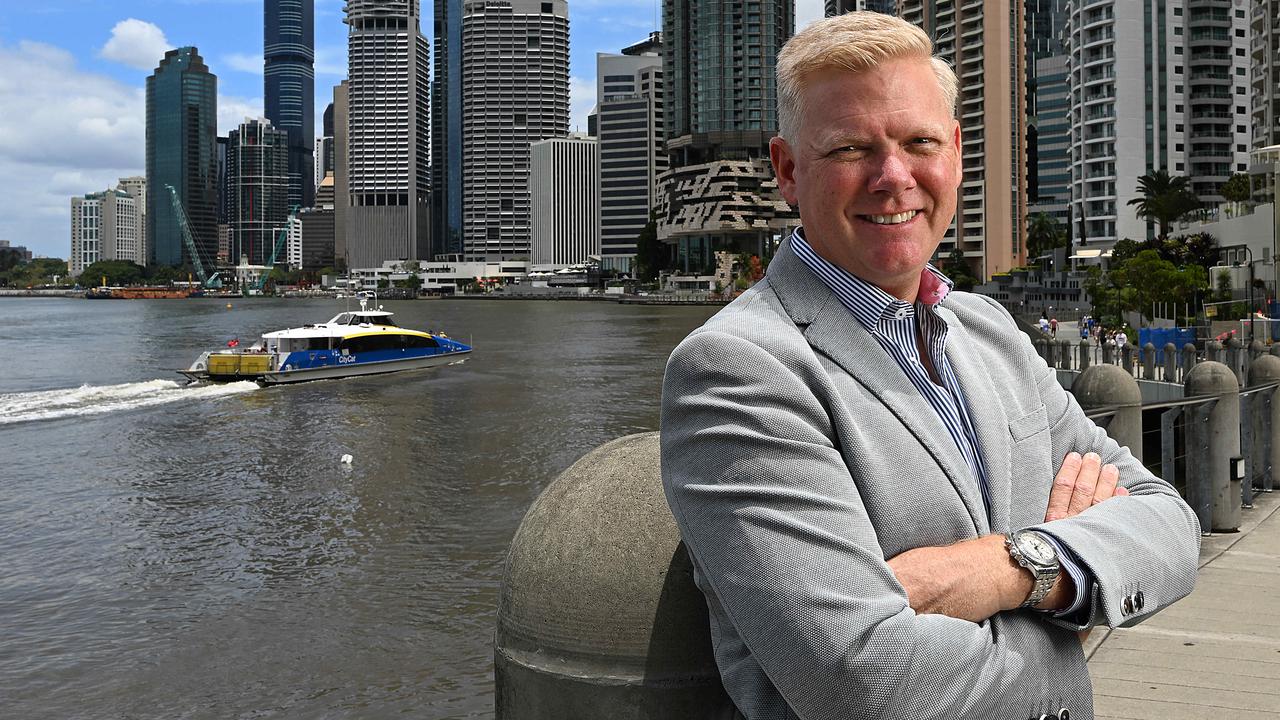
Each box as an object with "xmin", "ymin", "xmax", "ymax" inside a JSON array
[{"xmin": 340, "ymin": 454, "xmax": 353, "ymax": 464}]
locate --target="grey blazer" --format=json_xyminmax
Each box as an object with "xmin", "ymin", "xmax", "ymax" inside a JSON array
[{"xmin": 660, "ymin": 240, "xmax": 1201, "ymax": 720}]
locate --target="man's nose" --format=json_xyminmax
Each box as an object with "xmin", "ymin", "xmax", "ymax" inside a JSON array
[{"xmin": 868, "ymin": 153, "xmax": 916, "ymax": 194}]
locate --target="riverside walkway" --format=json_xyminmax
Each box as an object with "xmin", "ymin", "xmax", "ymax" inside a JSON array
[{"xmin": 1087, "ymin": 488, "xmax": 1280, "ymax": 719}]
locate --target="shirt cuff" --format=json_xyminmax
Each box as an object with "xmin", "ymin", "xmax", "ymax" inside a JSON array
[{"xmin": 1039, "ymin": 532, "xmax": 1094, "ymax": 618}]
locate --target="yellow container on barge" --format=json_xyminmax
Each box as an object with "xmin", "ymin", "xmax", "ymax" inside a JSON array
[{"xmin": 206, "ymin": 352, "xmax": 272, "ymax": 378}]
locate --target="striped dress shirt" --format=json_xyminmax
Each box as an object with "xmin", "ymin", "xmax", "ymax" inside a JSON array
[{"xmin": 790, "ymin": 229, "xmax": 1091, "ymax": 616}]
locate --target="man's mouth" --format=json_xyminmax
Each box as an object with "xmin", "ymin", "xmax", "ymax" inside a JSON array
[{"xmin": 860, "ymin": 211, "xmax": 920, "ymax": 225}]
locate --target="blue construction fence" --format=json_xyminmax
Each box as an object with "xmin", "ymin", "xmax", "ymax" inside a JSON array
[{"xmin": 1138, "ymin": 328, "xmax": 1198, "ymax": 363}]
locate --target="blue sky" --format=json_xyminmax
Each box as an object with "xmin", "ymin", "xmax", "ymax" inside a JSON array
[{"xmin": 0, "ymin": 0, "xmax": 823, "ymax": 260}]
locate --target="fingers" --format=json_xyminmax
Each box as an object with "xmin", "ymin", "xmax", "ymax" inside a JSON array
[
  {"xmin": 1092, "ymin": 462, "xmax": 1121, "ymax": 505},
  {"xmin": 1065, "ymin": 452, "xmax": 1103, "ymax": 518},
  {"xmin": 1045, "ymin": 452, "xmax": 1082, "ymax": 522}
]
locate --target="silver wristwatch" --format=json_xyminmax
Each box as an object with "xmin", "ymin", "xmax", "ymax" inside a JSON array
[{"xmin": 1006, "ymin": 529, "xmax": 1060, "ymax": 609}]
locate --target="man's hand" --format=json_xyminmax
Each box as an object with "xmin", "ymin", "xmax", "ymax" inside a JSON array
[
  {"xmin": 1045, "ymin": 451, "xmax": 1129, "ymax": 522},
  {"xmin": 887, "ymin": 451, "xmax": 1129, "ymax": 625}
]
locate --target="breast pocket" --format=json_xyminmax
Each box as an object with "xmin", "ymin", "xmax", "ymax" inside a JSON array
[
  {"xmin": 1008, "ymin": 404, "xmax": 1053, "ymax": 526},
  {"xmin": 1009, "ymin": 404, "xmax": 1049, "ymax": 443}
]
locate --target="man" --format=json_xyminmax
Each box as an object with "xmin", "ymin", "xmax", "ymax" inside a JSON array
[{"xmin": 660, "ymin": 12, "xmax": 1200, "ymax": 720}]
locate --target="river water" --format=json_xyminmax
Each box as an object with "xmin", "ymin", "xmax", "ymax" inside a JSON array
[{"xmin": 0, "ymin": 296, "xmax": 718, "ymax": 719}]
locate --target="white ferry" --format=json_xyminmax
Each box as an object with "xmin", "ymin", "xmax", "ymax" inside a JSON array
[{"xmin": 180, "ymin": 295, "xmax": 471, "ymax": 384}]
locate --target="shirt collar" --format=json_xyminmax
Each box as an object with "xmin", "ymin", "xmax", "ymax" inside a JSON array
[{"xmin": 790, "ymin": 227, "xmax": 954, "ymax": 333}]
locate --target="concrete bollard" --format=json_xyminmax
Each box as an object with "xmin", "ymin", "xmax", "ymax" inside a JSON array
[
  {"xmin": 1121, "ymin": 343, "xmax": 1136, "ymax": 375},
  {"xmin": 1206, "ymin": 340, "xmax": 1222, "ymax": 364},
  {"xmin": 1271, "ymin": 344, "xmax": 1280, "ymax": 358},
  {"xmin": 1078, "ymin": 339, "xmax": 1092, "ymax": 371},
  {"xmin": 1163, "ymin": 342, "xmax": 1178, "ymax": 383},
  {"xmin": 495, "ymin": 432, "xmax": 733, "ymax": 719},
  {"xmin": 1226, "ymin": 337, "xmax": 1244, "ymax": 385},
  {"xmin": 1142, "ymin": 342, "xmax": 1157, "ymax": 380},
  {"xmin": 1248, "ymin": 355, "xmax": 1280, "ymax": 493},
  {"xmin": 1035, "ymin": 338, "xmax": 1049, "ymax": 363},
  {"xmin": 1250, "ymin": 340, "xmax": 1265, "ymax": 360},
  {"xmin": 1057, "ymin": 338, "xmax": 1072, "ymax": 369},
  {"xmin": 1186, "ymin": 362, "xmax": 1241, "ymax": 533},
  {"xmin": 1183, "ymin": 343, "xmax": 1198, "ymax": 378},
  {"xmin": 1073, "ymin": 364, "xmax": 1143, "ymax": 462},
  {"xmin": 1101, "ymin": 341, "xmax": 1115, "ymax": 365}
]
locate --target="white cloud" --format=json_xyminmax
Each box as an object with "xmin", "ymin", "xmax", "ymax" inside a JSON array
[
  {"xmin": 223, "ymin": 53, "xmax": 263, "ymax": 75},
  {"xmin": 100, "ymin": 18, "xmax": 172, "ymax": 71},
  {"xmin": 796, "ymin": 0, "xmax": 824, "ymax": 28},
  {"xmin": 569, "ymin": 76, "xmax": 596, "ymax": 134},
  {"xmin": 314, "ymin": 45, "xmax": 346, "ymax": 77},
  {"xmin": 0, "ymin": 41, "xmax": 145, "ymax": 258},
  {"xmin": 218, "ymin": 94, "xmax": 265, "ymax": 135}
]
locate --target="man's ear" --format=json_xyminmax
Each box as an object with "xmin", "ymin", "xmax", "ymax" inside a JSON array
[
  {"xmin": 951, "ymin": 121, "xmax": 963, "ymax": 175},
  {"xmin": 769, "ymin": 136, "xmax": 798, "ymax": 207}
]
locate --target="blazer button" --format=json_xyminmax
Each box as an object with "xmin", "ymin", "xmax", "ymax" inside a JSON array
[
  {"xmin": 1134, "ymin": 591, "xmax": 1145, "ymax": 611},
  {"xmin": 1057, "ymin": 708, "xmax": 1071, "ymax": 720},
  {"xmin": 1122, "ymin": 595, "xmax": 1134, "ymax": 615}
]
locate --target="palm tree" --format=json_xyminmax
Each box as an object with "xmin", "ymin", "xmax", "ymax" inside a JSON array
[
  {"xmin": 1127, "ymin": 169, "xmax": 1199, "ymax": 240},
  {"xmin": 1026, "ymin": 212, "xmax": 1066, "ymax": 259}
]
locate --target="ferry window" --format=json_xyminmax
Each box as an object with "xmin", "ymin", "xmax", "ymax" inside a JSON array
[
  {"xmin": 306, "ymin": 337, "xmax": 330, "ymax": 350},
  {"xmin": 341, "ymin": 334, "xmax": 400, "ymax": 353},
  {"xmin": 403, "ymin": 334, "xmax": 439, "ymax": 349},
  {"xmin": 372, "ymin": 315, "xmax": 398, "ymax": 327}
]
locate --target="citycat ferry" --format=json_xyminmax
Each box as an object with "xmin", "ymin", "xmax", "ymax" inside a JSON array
[{"xmin": 180, "ymin": 294, "xmax": 471, "ymax": 384}]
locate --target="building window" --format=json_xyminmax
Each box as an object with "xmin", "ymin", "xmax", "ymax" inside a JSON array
[{"xmin": 541, "ymin": 2, "xmax": 552, "ymax": 12}]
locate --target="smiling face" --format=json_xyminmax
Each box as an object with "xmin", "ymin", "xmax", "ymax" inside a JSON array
[{"xmin": 769, "ymin": 58, "xmax": 962, "ymax": 302}]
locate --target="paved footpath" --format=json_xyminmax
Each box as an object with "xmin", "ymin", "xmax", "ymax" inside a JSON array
[{"xmin": 1086, "ymin": 488, "xmax": 1280, "ymax": 719}]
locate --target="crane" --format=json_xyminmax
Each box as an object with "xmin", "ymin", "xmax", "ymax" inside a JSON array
[
  {"xmin": 256, "ymin": 205, "xmax": 300, "ymax": 292},
  {"xmin": 164, "ymin": 184, "xmax": 222, "ymax": 288}
]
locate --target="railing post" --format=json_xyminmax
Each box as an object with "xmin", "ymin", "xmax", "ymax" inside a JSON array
[
  {"xmin": 1142, "ymin": 342, "xmax": 1157, "ymax": 380},
  {"xmin": 1073, "ymin": 364, "xmax": 1143, "ymax": 462},
  {"xmin": 495, "ymin": 433, "xmax": 733, "ymax": 718},
  {"xmin": 1078, "ymin": 339, "xmax": 1092, "ymax": 371},
  {"xmin": 1102, "ymin": 340, "xmax": 1115, "ymax": 365},
  {"xmin": 1121, "ymin": 342, "xmax": 1136, "ymax": 376},
  {"xmin": 1247, "ymin": 355, "xmax": 1280, "ymax": 494},
  {"xmin": 1182, "ymin": 343, "xmax": 1198, "ymax": 382},
  {"xmin": 1163, "ymin": 342, "xmax": 1178, "ymax": 383},
  {"xmin": 1207, "ymin": 340, "xmax": 1223, "ymax": 364},
  {"xmin": 1226, "ymin": 337, "xmax": 1244, "ymax": 385},
  {"xmin": 1186, "ymin": 362, "xmax": 1242, "ymax": 532},
  {"xmin": 1035, "ymin": 338, "xmax": 1049, "ymax": 363},
  {"xmin": 1057, "ymin": 338, "xmax": 1072, "ymax": 369}
]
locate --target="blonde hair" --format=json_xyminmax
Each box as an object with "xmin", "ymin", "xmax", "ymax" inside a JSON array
[{"xmin": 776, "ymin": 11, "xmax": 958, "ymax": 141}]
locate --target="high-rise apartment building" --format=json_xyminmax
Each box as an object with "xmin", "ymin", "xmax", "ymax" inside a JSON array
[
  {"xmin": 658, "ymin": 0, "xmax": 798, "ymax": 271},
  {"xmin": 343, "ymin": 0, "xmax": 431, "ymax": 269},
  {"xmin": 900, "ymin": 1, "xmax": 1027, "ymax": 279},
  {"xmin": 146, "ymin": 47, "xmax": 218, "ymax": 268},
  {"xmin": 333, "ymin": 82, "xmax": 349, "ymax": 268},
  {"xmin": 265, "ymin": 0, "xmax": 315, "ymax": 209},
  {"xmin": 460, "ymin": 0, "xmax": 570, "ymax": 261},
  {"xmin": 317, "ymin": 102, "xmax": 335, "ymax": 187},
  {"xmin": 226, "ymin": 117, "xmax": 291, "ymax": 265},
  {"xmin": 825, "ymin": 0, "xmax": 896, "ymax": 16},
  {"xmin": 431, "ymin": 0, "xmax": 464, "ymax": 258},
  {"xmin": 596, "ymin": 32, "xmax": 666, "ymax": 275},
  {"xmin": 117, "ymin": 176, "xmax": 147, "ymax": 263},
  {"xmin": 1066, "ymin": 0, "xmax": 1252, "ymax": 248},
  {"xmin": 530, "ymin": 135, "xmax": 599, "ymax": 265},
  {"xmin": 1026, "ymin": 0, "xmax": 1071, "ymax": 240},
  {"xmin": 70, "ymin": 187, "xmax": 142, "ymax": 276},
  {"xmin": 1250, "ymin": 0, "xmax": 1280, "ymax": 149}
]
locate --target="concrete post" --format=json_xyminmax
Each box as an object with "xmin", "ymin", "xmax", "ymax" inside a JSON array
[
  {"xmin": 1206, "ymin": 340, "xmax": 1222, "ymax": 364},
  {"xmin": 1248, "ymin": 355, "xmax": 1280, "ymax": 493},
  {"xmin": 1057, "ymin": 338, "xmax": 1072, "ymax": 369},
  {"xmin": 1182, "ymin": 343, "xmax": 1198, "ymax": 380},
  {"xmin": 1163, "ymin": 342, "xmax": 1178, "ymax": 383},
  {"xmin": 1250, "ymin": 340, "xmax": 1265, "ymax": 360},
  {"xmin": 1035, "ymin": 338, "xmax": 1049, "ymax": 364},
  {"xmin": 1226, "ymin": 337, "xmax": 1244, "ymax": 385},
  {"xmin": 1142, "ymin": 342, "xmax": 1157, "ymax": 380},
  {"xmin": 1073, "ymin": 364, "xmax": 1143, "ymax": 462},
  {"xmin": 1186, "ymin": 362, "xmax": 1241, "ymax": 532},
  {"xmin": 1102, "ymin": 340, "xmax": 1115, "ymax": 365},
  {"xmin": 1271, "ymin": 344, "xmax": 1280, "ymax": 358},
  {"xmin": 1121, "ymin": 343, "xmax": 1136, "ymax": 375},
  {"xmin": 1078, "ymin": 339, "xmax": 1092, "ymax": 371},
  {"xmin": 495, "ymin": 433, "xmax": 733, "ymax": 718}
]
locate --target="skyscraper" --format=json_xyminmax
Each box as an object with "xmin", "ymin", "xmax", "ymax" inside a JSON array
[
  {"xmin": 460, "ymin": 0, "xmax": 570, "ymax": 261},
  {"xmin": 265, "ymin": 0, "xmax": 315, "ymax": 209},
  {"xmin": 1025, "ymin": 0, "xmax": 1071, "ymax": 241},
  {"xmin": 333, "ymin": 81, "xmax": 349, "ymax": 268},
  {"xmin": 226, "ymin": 117, "xmax": 291, "ymax": 266},
  {"xmin": 431, "ymin": 0, "xmax": 464, "ymax": 259},
  {"xmin": 1066, "ymin": 0, "xmax": 1252, "ymax": 248},
  {"xmin": 1253, "ymin": 0, "xmax": 1280, "ymax": 150},
  {"xmin": 530, "ymin": 135, "xmax": 599, "ymax": 265},
  {"xmin": 317, "ymin": 102, "xmax": 335, "ymax": 187},
  {"xmin": 824, "ymin": 0, "xmax": 896, "ymax": 16},
  {"xmin": 70, "ymin": 187, "xmax": 142, "ymax": 277},
  {"xmin": 900, "ymin": 1, "xmax": 1027, "ymax": 279},
  {"xmin": 596, "ymin": 32, "xmax": 666, "ymax": 275},
  {"xmin": 343, "ymin": 0, "xmax": 431, "ymax": 268},
  {"xmin": 658, "ymin": 0, "xmax": 797, "ymax": 271},
  {"xmin": 146, "ymin": 47, "xmax": 218, "ymax": 268}
]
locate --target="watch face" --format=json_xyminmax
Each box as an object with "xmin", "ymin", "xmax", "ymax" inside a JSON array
[{"xmin": 1020, "ymin": 533, "xmax": 1056, "ymax": 564}]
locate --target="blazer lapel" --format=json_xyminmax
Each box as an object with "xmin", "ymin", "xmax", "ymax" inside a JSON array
[
  {"xmin": 765, "ymin": 242, "xmax": 987, "ymax": 534},
  {"xmin": 937, "ymin": 304, "xmax": 1011, "ymax": 535}
]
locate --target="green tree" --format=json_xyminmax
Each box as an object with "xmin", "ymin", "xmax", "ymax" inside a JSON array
[
  {"xmin": 77, "ymin": 260, "xmax": 143, "ymax": 287},
  {"xmin": 1109, "ymin": 250, "xmax": 1207, "ymax": 323},
  {"xmin": 1026, "ymin": 212, "xmax": 1067, "ymax": 259},
  {"xmin": 941, "ymin": 246, "xmax": 979, "ymax": 291},
  {"xmin": 1127, "ymin": 169, "xmax": 1200, "ymax": 240},
  {"xmin": 1219, "ymin": 173, "xmax": 1252, "ymax": 204},
  {"xmin": 1, "ymin": 257, "xmax": 68, "ymax": 287},
  {"xmin": 634, "ymin": 212, "xmax": 666, "ymax": 282}
]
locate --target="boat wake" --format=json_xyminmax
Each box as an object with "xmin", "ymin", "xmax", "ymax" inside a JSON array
[{"xmin": 0, "ymin": 379, "xmax": 260, "ymax": 426}]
